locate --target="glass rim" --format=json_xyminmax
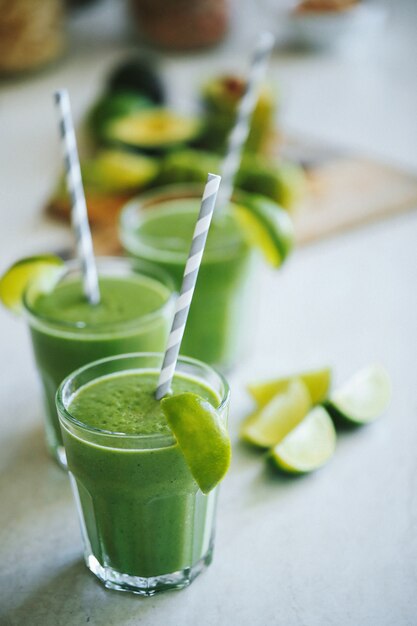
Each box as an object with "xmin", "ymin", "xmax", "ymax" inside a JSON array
[
  {"xmin": 22, "ymin": 256, "xmax": 176, "ymax": 336},
  {"xmin": 119, "ymin": 183, "xmax": 247, "ymax": 262},
  {"xmin": 56, "ymin": 352, "xmax": 230, "ymax": 447}
]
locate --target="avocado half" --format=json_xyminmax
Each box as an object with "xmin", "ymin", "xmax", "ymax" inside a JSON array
[
  {"xmin": 87, "ymin": 91, "xmax": 153, "ymax": 144},
  {"xmin": 105, "ymin": 109, "xmax": 202, "ymax": 155}
]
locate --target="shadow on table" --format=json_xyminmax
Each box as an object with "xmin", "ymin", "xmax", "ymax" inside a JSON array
[{"xmin": 2, "ymin": 555, "xmax": 174, "ymax": 626}]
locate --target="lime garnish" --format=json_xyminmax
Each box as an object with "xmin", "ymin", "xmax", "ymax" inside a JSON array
[
  {"xmin": 326, "ymin": 364, "xmax": 390, "ymax": 425},
  {"xmin": 248, "ymin": 367, "xmax": 331, "ymax": 407},
  {"xmin": 161, "ymin": 392, "xmax": 231, "ymax": 494},
  {"xmin": 270, "ymin": 406, "xmax": 336, "ymax": 474},
  {"xmin": 241, "ymin": 378, "xmax": 311, "ymax": 448},
  {"xmin": 233, "ymin": 192, "xmax": 294, "ymax": 267},
  {"xmin": 0, "ymin": 255, "xmax": 64, "ymax": 314}
]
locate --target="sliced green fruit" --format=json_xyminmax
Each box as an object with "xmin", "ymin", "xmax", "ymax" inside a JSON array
[
  {"xmin": 86, "ymin": 150, "xmax": 158, "ymax": 193},
  {"xmin": 236, "ymin": 155, "xmax": 306, "ymax": 211},
  {"xmin": 241, "ymin": 378, "xmax": 311, "ymax": 448},
  {"xmin": 157, "ymin": 149, "xmax": 221, "ymax": 185},
  {"xmin": 270, "ymin": 406, "xmax": 336, "ymax": 474},
  {"xmin": 233, "ymin": 191, "xmax": 294, "ymax": 267},
  {"xmin": 248, "ymin": 367, "xmax": 331, "ymax": 407},
  {"xmin": 161, "ymin": 392, "xmax": 231, "ymax": 494},
  {"xmin": 200, "ymin": 75, "xmax": 275, "ymax": 153},
  {"xmin": 87, "ymin": 91, "xmax": 153, "ymax": 143},
  {"xmin": 0, "ymin": 255, "xmax": 64, "ymax": 314},
  {"xmin": 106, "ymin": 109, "xmax": 202, "ymax": 154},
  {"xmin": 326, "ymin": 365, "xmax": 391, "ymax": 425}
]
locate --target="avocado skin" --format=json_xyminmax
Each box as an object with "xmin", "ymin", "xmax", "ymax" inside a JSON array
[{"xmin": 107, "ymin": 56, "xmax": 165, "ymax": 104}]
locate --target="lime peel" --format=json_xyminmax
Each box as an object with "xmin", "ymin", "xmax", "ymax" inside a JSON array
[
  {"xmin": 0, "ymin": 255, "xmax": 64, "ymax": 315},
  {"xmin": 161, "ymin": 392, "xmax": 231, "ymax": 494},
  {"xmin": 233, "ymin": 191, "xmax": 294, "ymax": 268}
]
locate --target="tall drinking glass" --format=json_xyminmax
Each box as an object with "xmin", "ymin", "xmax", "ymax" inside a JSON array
[
  {"xmin": 119, "ymin": 184, "xmax": 257, "ymax": 371},
  {"xmin": 23, "ymin": 257, "xmax": 174, "ymax": 467},
  {"xmin": 56, "ymin": 352, "xmax": 230, "ymax": 595}
]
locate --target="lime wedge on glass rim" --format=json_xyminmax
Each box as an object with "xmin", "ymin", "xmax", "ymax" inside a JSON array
[
  {"xmin": 232, "ymin": 191, "xmax": 294, "ymax": 267},
  {"xmin": 241, "ymin": 378, "xmax": 311, "ymax": 448},
  {"xmin": 161, "ymin": 392, "xmax": 231, "ymax": 495},
  {"xmin": 0, "ymin": 255, "xmax": 64, "ymax": 314},
  {"xmin": 325, "ymin": 364, "xmax": 391, "ymax": 425},
  {"xmin": 270, "ymin": 406, "xmax": 336, "ymax": 474},
  {"xmin": 248, "ymin": 367, "xmax": 331, "ymax": 408}
]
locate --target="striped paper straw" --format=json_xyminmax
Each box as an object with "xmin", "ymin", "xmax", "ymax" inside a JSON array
[
  {"xmin": 54, "ymin": 89, "xmax": 100, "ymax": 305},
  {"xmin": 217, "ymin": 31, "xmax": 275, "ymax": 210},
  {"xmin": 155, "ymin": 173, "xmax": 221, "ymax": 400}
]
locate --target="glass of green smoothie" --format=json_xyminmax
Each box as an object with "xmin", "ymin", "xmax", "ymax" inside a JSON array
[
  {"xmin": 119, "ymin": 184, "xmax": 257, "ymax": 371},
  {"xmin": 56, "ymin": 352, "xmax": 230, "ymax": 595},
  {"xmin": 22, "ymin": 257, "xmax": 174, "ymax": 467}
]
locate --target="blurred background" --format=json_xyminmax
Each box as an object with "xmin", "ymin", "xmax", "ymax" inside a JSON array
[
  {"xmin": 1, "ymin": 0, "xmax": 416, "ymax": 265},
  {"xmin": 1, "ymin": 1, "xmax": 417, "ymax": 624}
]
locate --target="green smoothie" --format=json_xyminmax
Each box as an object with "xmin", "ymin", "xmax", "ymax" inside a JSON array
[
  {"xmin": 23, "ymin": 258, "xmax": 173, "ymax": 465},
  {"xmin": 57, "ymin": 354, "xmax": 229, "ymax": 594},
  {"xmin": 120, "ymin": 191, "xmax": 256, "ymax": 370}
]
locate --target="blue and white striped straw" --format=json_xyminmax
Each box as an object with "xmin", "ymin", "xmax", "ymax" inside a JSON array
[
  {"xmin": 155, "ymin": 173, "xmax": 221, "ymax": 400},
  {"xmin": 54, "ymin": 89, "xmax": 100, "ymax": 305},
  {"xmin": 217, "ymin": 31, "xmax": 275, "ymax": 210}
]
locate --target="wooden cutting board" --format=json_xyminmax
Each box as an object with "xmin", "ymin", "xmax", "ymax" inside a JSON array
[
  {"xmin": 278, "ymin": 136, "xmax": 417, "ymax": 245},
  {"xmin": 47, "ymin": 136, "xmax": 417, "ymax": 255}
]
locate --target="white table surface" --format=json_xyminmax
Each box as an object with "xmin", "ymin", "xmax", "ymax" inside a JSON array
[{"xmin": 1, "ymin": 1, "xmax": 416, "ymax": 624}]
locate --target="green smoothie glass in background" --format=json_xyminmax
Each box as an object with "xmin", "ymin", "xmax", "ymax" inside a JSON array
[
  {"xmin": 56, "ymin": 352, "xmax": 230, "ymax": 595},
  {"xmin": 119, "ymin": 184, "xmax": 257, "ymax": 371},
  {"xmin": 23, "ymin": 257, "xmax": 174, "ymax": 467}
]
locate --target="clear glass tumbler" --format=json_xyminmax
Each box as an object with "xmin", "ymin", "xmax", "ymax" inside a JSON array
[
  {"xmin": 56, "ymin": 352, "xmax": 230, "ymax": 595},
  {"xmin": 120, "ymin": 184, "xmax": 257, "ymax": 371},
  {"xmin": 23, "ymin": 257, "xmax": 174, "ymax": 467}
]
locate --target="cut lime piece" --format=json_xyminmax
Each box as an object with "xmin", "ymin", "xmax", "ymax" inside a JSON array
[
  {"xmin": 241, "ymin": 378, "xmax": 311, "ymax": 448},
  {"xmin": 248, "ymin": 367, "xmax": 332, "ymax": 407},
  {"xmin": 270, "ymin": 406, "xmax": 336, "ymax": 474},
  {"xmin": 233, "ymin": 191, "xmax": 294, "ymax": 267},
  {"xmin": 161, "ymin": 392, "xmax": 231, "ymax": 494},
  {"xmin": 326, "ymin": 364, "xmax": 391, "ymax": 425},
  {"xmin": 0, "ymin": 255, "xmax": 64, "ymax": 314}
]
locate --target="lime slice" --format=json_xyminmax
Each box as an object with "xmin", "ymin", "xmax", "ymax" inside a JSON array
[
  {"xmin": 0, "ymin": 255, "xmax": 64, "ymax": 314},
  {"xmin": 248, "ymin": 367, "xmax": 331, "ymax": 407},
  {"xmin": 161, "ymin": 392, "xmax": 231, "ymax": 494},
  {"xmin": 270, "ymin": 406, "xmax": 336, "ymax": 474},
  {"xmin": 233, "ymin": 191, "xmax": 294, "ymax": 267},
  {"xmin": 241, "ymin": 378, "xmax": 311, "ymax": 448},
  {"xmin": 326, "ymin": 364, "xmax": 391, "ymax": 425}
]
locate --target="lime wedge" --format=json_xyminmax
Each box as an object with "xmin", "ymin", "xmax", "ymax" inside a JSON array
[
  {"xmin": 0, "ymin": 255, "xmax": 64, "ymax": 314},
  {"xmin": 233, "ymin": 191, "xmax": 294, "ymax": 267},
  {"xmin": 270, "ymin": 406, "xmax": 336, "ymax": 474},
  {"xmin": 161, "ymin": 392, "xmax": 231, "ymax": 494},
  {"xmin": 248, "ymin": 367, "xmax": 331, "ymax": 407},
  {"xmin": 326, "ymin": 364, "xmax": 391, "ymax": 425},
  {"xmin": 241, "ymin": 378, "xmax": 311, "ymax": 448}
]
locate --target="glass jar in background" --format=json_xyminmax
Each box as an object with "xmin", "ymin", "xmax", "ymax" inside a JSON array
[
  {"xmin": 130, "ymin": 0, "xmax": 230, "ymax": 50},
  {"xmin": 0, "ymin": 0, "xmax": 66, "ymax": 76}
]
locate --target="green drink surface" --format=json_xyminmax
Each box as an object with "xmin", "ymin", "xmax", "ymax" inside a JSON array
[
  {"xmin": 32, "ymin": 275, "xmax": 170, "ymax": 327},
  {"xmin": 137, "ymin": 199, "xmax": 246, "ymax": 258},
  {"xmin": 68, "ymin": 371, "xmax": 219, "ymax": 436}
]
